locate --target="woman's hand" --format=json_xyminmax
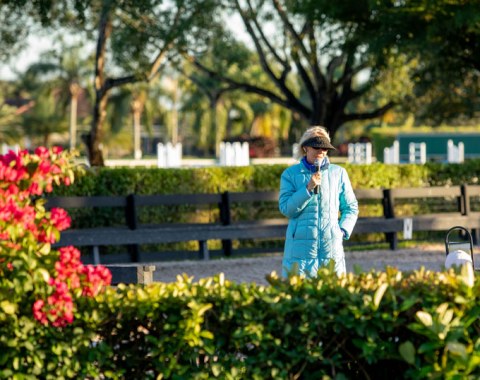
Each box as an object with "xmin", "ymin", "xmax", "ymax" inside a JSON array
[{"xmin": 307, "ymin": 172, "xmax": 321, "ymax": 192}]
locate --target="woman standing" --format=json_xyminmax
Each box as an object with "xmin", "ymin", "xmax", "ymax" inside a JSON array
[{"xmin": 279, "ymin": 126, "xmax": 358, "ymax": 277}]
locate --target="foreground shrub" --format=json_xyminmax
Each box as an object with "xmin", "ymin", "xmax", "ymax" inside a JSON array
[
  {"xmin": 0, "ymin": 147, "xmax": 111, "ymax": 379},
  {"xmin": 88, "ymin": 265, "xmax": 479, "ymax": 379}
]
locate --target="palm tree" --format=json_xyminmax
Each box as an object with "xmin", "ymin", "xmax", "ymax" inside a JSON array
[
  {"xmin": 0, "ymin": 90, "xmax": 22, "ymax": 145},
  {"xmin": 22, "ymin": 44, "xmax": 93, "ymax": 150},
  {"xmin": 20, "ymin": 86, "xmax": 67, "ymax": 146}
]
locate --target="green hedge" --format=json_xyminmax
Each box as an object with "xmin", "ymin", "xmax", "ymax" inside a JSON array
[
  {"xmin": 54, "ymin": 160, "xmax": 480, "ymax": 197},
  {"xmin": 5, "ymin": 266, "xmax": 479, "ymax": 379}
]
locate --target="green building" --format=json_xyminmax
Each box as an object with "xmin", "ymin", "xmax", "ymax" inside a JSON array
[{"xmin": 397, "ymin": 133, "xmax": 480, "ymax": 162}]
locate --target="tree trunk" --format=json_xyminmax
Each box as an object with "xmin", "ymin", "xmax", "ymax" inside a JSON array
[
  {"xmin": 131, "ymin": 98, "xmax": 143, "ymax": 160},
  {"xmin": 69, "ymin": 83, "xmax": 80, "ymax": 150},
  {"xmin": 210, "ymin": 97, "xmax": 218, "ymax": 157},
  {"xmin": 87, "ymin": 3, "xmax": 112, "ymax": 167}
]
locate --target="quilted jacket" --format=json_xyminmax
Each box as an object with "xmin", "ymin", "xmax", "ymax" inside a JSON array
[{"xmin": 279, "ymin": 157, "xmax": 358, "ymax": 276}]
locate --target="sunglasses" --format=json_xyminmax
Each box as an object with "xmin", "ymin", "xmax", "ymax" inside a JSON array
[{"xmin": 308, "ymin": 147, "xmax": 328, "ymax": 151}]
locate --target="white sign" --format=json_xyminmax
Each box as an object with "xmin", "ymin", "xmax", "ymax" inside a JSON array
[{"xmin": 403, "ymin": 218, "xmax": 413, "ymax": 240}]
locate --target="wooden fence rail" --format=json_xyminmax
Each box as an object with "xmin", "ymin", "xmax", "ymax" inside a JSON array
[{"xmin": 47, "ymin": 184, "xmax": 480, "ymax": 264}]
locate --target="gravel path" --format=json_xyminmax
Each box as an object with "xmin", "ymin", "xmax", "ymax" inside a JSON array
[{"xmin": 151, "ymin": 244, "xmax": 479, "ymax": 286}]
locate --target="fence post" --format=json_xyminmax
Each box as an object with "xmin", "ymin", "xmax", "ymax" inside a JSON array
[
  {"xmin": 383, "ymin": 140, "xmax": 399, "ymax": 164},
  {"xmin": 220, "ymin": 191, "xmax": 232, "ymax": 256},
  {"xmin": 125, "ymin": 194, "xmax": 140, "ymax": 262},
  {"xmin": 382, "ymin": 189, "xmax": 398, "ymax": 250},
  {"xmin": 198, "ymin": 241, "xmax": 209, "ymax": 260},
  {"xmin": 461, "ymin": 184, "xmax": 478, "ymax": 244}
]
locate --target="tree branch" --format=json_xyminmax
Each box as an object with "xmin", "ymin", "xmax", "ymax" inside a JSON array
[
  {"xmin": 272, "ymin": 0, "xmax": 323, "ymax": 91},
  {"xmin": 342, "ymin": 101, "xmax": 395, "ymax": 122},
  {"xmin": 188, "ymin": 56, "xmax": 311, "ymax": 117},
  {"xmin": 245, "ymin": 0, "xmax": 290, "ymax": 71},
  {"xmin": 234, "ymin": 0, "xmax": 308, "ymax": 115},
  {"xmin": 104, "ymin": 75, "xmax": 137, "ymax": 91}
]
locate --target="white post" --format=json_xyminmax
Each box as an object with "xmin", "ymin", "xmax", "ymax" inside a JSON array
[
  {"xmin": 157, "ymin": 143, "xmax": 166, "ymax": 167},
  {"xmin": 292, "ymin": 143, "xmax": 299, "ymax": 159},
  {"xmin": 219, "ymin": 141, "xmax": 250, "ymax": 166},
  {"xmin": 420, "ymin": 142, "xmax": 426, "ymax": 163},
  {"xmin": 447, "ymin": 140, "xmax": 464, "ymax": 163},
  {"xmin": 348, "ymin": 142, "xmax": 372, "ymax": 164},
  {"xmin": 157, "ymin": 142, "xmax": 182, "ymax": 167},
  {"xmin": 408, "ymin": 143, "xmax": 415, "ymax": 163},
  {"xmin": 1, "ymin": 144, "xmax": 20, "ymax": 155},
  {"xmin": 166, "ymin": 142, "xmax": 175, "ymax": 167},
  {"xmin": 365, "ymin": 142, "xmax": 372, "ymax": 164},
  {"xmin": 225, "ymin": 142, "xmax": 233, "ymax": 166},
  {"xmin": 409, "ymin": 142, "xmax": 426, "ymax": 164},
  {"xmin": 240, "ymin": 142, "xmax": 250, "ymax": 166},
  {"xmin": 219, "ymin": 142, "xmax": 227, "ymax": 166},
  {"xmin": 233, "ymin": 142, "xmax": 242, "ymax": 166},
  {"xmin": 383, "ymin": 140, "xmax": 399, "ymax": 164},
  {"xmin": 459, "ymin": 142, "xmax": 465, "ymax": 163}
]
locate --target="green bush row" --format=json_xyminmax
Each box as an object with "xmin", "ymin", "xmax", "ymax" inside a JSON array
[
  {"xmin": 4, "ymin": 266, "xmax": 479, "ymax": 379},
  {"xmin": 55, "ymin": 160, "xmax": 480, "ymax": 197}
]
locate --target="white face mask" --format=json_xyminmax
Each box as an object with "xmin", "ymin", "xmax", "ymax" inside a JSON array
[{"xmin": 304, "ymin": 146, "xmax": 328, "ymax": 165}]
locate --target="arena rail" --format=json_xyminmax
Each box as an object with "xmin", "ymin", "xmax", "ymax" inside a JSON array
[{"xmin": 47, "ymin": 185, "xmax": 480, "ymax": 264}]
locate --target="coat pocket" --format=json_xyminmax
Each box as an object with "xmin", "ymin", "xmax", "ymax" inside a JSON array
[
  {"xmin": 332, "ymin": 222, "xmax": 343, "ymax": 239},
  {"xmin": 294, "ymin": 222, "xmax": 318, "ymax": 240}
]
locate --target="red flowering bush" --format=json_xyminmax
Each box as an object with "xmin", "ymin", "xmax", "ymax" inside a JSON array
[{"xmin": 0, "ymin": 147, "xmax": 111, "ymax": 329}]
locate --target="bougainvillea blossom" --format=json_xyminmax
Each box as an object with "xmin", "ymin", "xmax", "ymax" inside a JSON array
[{"xmin": 0, "ymin": 147, "xmax": 111, "ymax": 328}]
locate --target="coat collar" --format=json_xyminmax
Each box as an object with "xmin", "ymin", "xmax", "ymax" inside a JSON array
[{"xmin": 300, "ymin": 156, "xmax": 330, "ymax": 173}]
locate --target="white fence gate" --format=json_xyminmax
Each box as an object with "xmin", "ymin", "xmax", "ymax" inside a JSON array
[
  {"xmin": 447, "ymin": 140, "xmax": 464, "ymax": 163},
  {"xmin": 219, "ymin": 142, "xmax": 249, "ymax": 166},
  {"xmin": 348, "ymin": 142, "xmax": 372, "ymax": 164},
  {"xmin": 383, "ymin": 140, "xmax": 400, "ymax": 164},
  {"xmin": 408, "ymin": 142, "xmax": 427, "ymax": 164},
  {"xmin": 1, "ymin": 144, "xmax": 20, "ymax": 155},
  {"xmin": 157, "ymin": 142, "xmax": 182, "ymax": 167}
]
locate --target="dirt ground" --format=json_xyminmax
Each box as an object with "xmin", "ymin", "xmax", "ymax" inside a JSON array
[{"xmin": 151, "ymin": 244, "xmax": 479, "ymax": 286}]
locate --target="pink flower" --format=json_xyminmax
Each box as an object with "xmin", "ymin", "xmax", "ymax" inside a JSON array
[
  {"xmin": 50, "ymin": 208, "xmax": 71, "ymax": 231},
  {"xmin": 34, "ymin": 147, "xmax": 49, "ymax": 159},
  {"xmin": 82, "ymin": 265, "xmax": 112, "ymax": 297},
  {"xmin": 33, "ymin": 300, "xmax": 48, "ymax": 325},
  {"xmin": 38, "ymin": 161, "xmax": 51, "ymax": 174},
  {"xmin": 27, "ymin": 182, "xmax": 42, "ymax": 196}
]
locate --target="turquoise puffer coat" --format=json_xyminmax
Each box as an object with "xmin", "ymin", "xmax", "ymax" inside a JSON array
[{"xmin": 279, "ymin": 158, "xmax": 358, "ymax": 276}]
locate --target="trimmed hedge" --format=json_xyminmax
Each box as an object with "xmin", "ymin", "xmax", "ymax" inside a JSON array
[
  {"xmin": 53, "ymin": 160, "xmax": 480, "ymax": 198},
  {"xmin": 5, "ymin": 265, "xmax": 479, "ymax": 379}
]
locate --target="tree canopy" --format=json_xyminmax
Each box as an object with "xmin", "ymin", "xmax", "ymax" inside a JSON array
[
  {"xmin": 1, "ymin": 0, "xmax": 479, "ymax": 162},
  {"xmin": 298, "ymin": 0, "xmax": 480, "ymax": 125},
  {"xmin": 189, "ymin": 0, "xmax": 401, "ymax": 142}
]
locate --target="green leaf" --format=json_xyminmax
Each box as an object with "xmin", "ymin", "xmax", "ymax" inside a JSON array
[
  {"xmin": 38, "ymin": 243, "xmax": 51, "ymax": 255},
  {"xmin": 416, "ymin": 311, "xmax": 433, "ymax": 327},
  {"xmin": 36, "ymin": 268, "xmax": 50, "ymax": 283},
  {"xmin": 373, "ymin": 283, "xmax": 388, "ymax": 309},
  {"xmin": 200, "ymin": 331, "xmax": 214, "ymax": 340},
  {"xmin": 399, "ymin": 341, "xmax": 416, "ymax": 365},
  {"xmin": 460, "ymin": 263, "xmax": 475, "ymax": 288},
  {"xmin": 446, "ymin": 342, "xmax": 467, "ymax": 359},
  {"xmin": 0, "ymin": 301, "xmax": 16, "ymax": 315},
  {"xmin": 211, "ymin": 364, "xmax": 221, "ymax": 377}
]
